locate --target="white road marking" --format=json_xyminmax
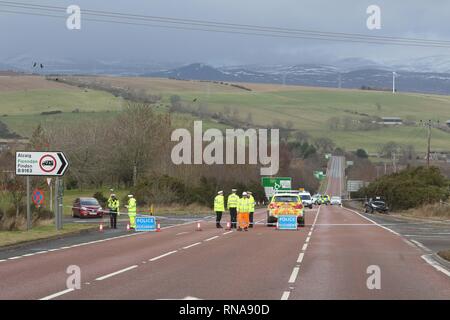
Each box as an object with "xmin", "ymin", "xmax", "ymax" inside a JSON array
[
  {"xmin": 308, "ymin": 232, "xmax": 312, "ymax": 236},
  {"xmin": 183, "ymin": 242, "xmax": 201, "ymax": 249},
  {"xmin": 149, "ymin": 250, "xmax": 178, "ymax": 262},
  {"xmin": 302, "ymin": 243, "xmax": 308, "ymax": 251},
  {"xmin": 8, "ymin": 256, "xmax": 22, "ymax": 260},
  {"xmin": 34, "ymin": 251, "xmax": 47, "ymax": 255},
  {"xmin": 297, "ymin": 252, "xmax": 304, "ymax": 263},
  {"xmin": 0, "ymin": 259, "xmax": 6, "ymax": 262},
  {"xmin": 176, "ymin": 232, "xmax": 189, "ymax": 236},
  {"xmin": 421, "ymin": 254, "xmax": 450, "ymax": 278},
  {"xmin": 40, "ymin": 288, "xmax": 75, "ymax": 300},
  {"xmin": 22, "ymin": 253, "xmax": 36, "ymax": 257},
  {"xmin": 204, "ymin": 236, "xmax": 219, "ymax": 242},
  {"xmin": 288, "ymin": 267, "xmax": 300, "ymax": 283},
  {"xmin": 223, "ymin": 231, "xmax": 233, "ymax": 235},
  {"xmin": 95, "ymin": 265, "xmax": 138, "ymax": 281},
  {"xmin": 281, "ymin": 291, "xmax": 290, "ymax": 300},
  {"xmin": 341, "ymin": 207, "xmax": 401, "ymax": 236},
  {"xmin": 305, "ymin": 237, "xmax": 310, "ymax": 243},
  {"xmin": 410, "ymin": 240, "xmax": 432, "ymax": 252}
]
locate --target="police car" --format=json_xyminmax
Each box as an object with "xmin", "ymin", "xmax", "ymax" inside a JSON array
[{"xmin": 267, "ymin": 191, "xmax": 305, "ymax": 227}]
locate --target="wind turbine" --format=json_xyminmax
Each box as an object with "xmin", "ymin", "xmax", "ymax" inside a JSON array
[{"xmin": 392, "ymin": 71, "xmax": 397, "ymax": 93}]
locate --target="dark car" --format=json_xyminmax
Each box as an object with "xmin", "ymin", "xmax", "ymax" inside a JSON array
[
  {"xmin": 364, "ymin": 198, "xmax": 389, "ymax": 214},
  {"xmin": 72, "ymin": 197, "xmax": 104, "ymax": 218}
]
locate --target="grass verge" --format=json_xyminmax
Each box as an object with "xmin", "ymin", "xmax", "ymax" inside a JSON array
[
  {"xmin": 438, "ymin": 250, "xmax": 450, "ymax": 262},
  {"xmin": 0, "ymin": 221, "xmax": 96, "ymax": 248}
]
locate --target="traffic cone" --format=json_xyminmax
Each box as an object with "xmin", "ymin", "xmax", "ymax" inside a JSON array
[
  {"xmin": 126, "ymin": 223, "xmax": 130, "ymax": 231},
  {"xmin": 196, "ymin": 222, "xmax": 202, "ymax": 231},
  {"xmin": 99, "ymin": 223, "xmax": 104, "ymax": 232},
  {"xmin": 225, "ymin": 221, "xmax": 231, "ymax": 230},
  {"xmin": 156, "ymin": 223, "xmax": 161, "ymax": 232},
  {"xmin": 276, "ymin": 222, "xmax": 279, "ymax": 230}
]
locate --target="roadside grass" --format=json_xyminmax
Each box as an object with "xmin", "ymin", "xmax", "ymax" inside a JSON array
[
  {"xmin": 398, "ymin": 202, "xmax": 450, "ymax": 221},
  {"xmin": 0, "ymin": 221, "xmax": 96, "ymax": 248},
  {"xmin": 438, "ymin": 250, "xmax": 450, "ymax": 262}
]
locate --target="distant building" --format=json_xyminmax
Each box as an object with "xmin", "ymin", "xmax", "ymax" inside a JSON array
[
  {"xmin": 379, "ymin": 117, "xmax": 403, "ymax": 125},
  {"xmin": 446, "ymin": 120, "xmax": 450, "ymax": 128}
]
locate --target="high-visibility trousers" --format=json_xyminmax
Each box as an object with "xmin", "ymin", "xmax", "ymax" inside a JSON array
[
  {"xmin": 238, "ymin": 212, "xmax": 250, "ymax": 229},
  {"xmin": 129, "ymin": 214, "xmax": 136, "ymax": 228}
]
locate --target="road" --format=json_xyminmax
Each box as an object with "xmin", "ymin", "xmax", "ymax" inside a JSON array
[{"xmin": 0, "ymin": 156, "xmax": 449, "ymax": 300}]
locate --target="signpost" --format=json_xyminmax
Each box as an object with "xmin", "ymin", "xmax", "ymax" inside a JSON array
[
  {"xmin": 261, "ymin": 177, "xmax": 292, "ymax": 200},
  {"xmin": 314, "ymin": 171, "xmax": 326, "ymax": 181},
  {"xmin": 135, "ymin": 216, "xmax": 156, "ymax": 232},
  {"xmin": 347, "ymin": 180, "xmax": 365, "ymax": 192},
  {"xmin": 15, "ymin": 151, "xmax": 69, "ymax": 231},
  {"xmin": 277, "ymin": 215, "xmax": 298, "ymax": 230}
]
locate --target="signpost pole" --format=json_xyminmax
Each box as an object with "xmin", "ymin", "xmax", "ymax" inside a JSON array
[
  {"xmin": 54, "ymin": 177, "xmax": 59, "ymax": 230},
  {"xmin": 26, "ymin": 176, "xmax": 31, "ymax": 230}
]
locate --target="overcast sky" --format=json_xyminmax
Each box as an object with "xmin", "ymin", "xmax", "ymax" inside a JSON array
[{"xmin": 1, "ymin": 0, "xmax": 450, "ymax": 66}]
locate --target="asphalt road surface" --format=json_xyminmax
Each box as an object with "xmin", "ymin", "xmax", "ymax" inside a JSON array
[{"xmin": 0, "ymin": 156, "xmax": 449, "ymax": 300}]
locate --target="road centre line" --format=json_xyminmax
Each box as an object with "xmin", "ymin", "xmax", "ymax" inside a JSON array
[
  {"xmin": 288, "ymin": 267, "xmax": 300, "ymax": 283},
  {"xmin": 183, "ymin": 242, "xmax": 201, "ymax": 249},
  {"xmin": 149, "ymin": 250, "xmax": 178, "ymax": 262},
  {"xmin": 302, "ymin": 243, "xmax": 308, "ymax": 251},
  {"xmin": 95, "ymin": 265, "xmax": 138, "ymax": 281},
  {"xmin": 204, "ymin": 236, "xmax": 219, "ymax": 242},
  {"xmin": 305, "ymin": 237, "xmax": 310, "ymax": 243},
  {"xmin": 223, "ymin": 231, "xmax": 233, "ymax": 235},
  {"xmin": 297, "ymin": 252, "xmax": 304, "ymax": 263},
  {"xmin": 281, "ymin": 291, "xmax": 290, "ymax": 300},
  {"xmin": 39, "ymin": 288, "xmax": 75, "ymax": 300}
]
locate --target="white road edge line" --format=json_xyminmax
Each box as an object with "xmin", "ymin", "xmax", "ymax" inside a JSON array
[
  {"xmin": 410, "ymin": 240, "xmax": 432, "ymax": 252},
  {"xmin": 341, "ymin": 207, "xmax": 401, "ymax": 236},
  {"xmin": 421, "ymin": 254, "xmax": 450, "ymax": 278},
  {"xmin": 204, "ymin": 236, "xmax": 219, "ymax": 242},
  {"xmin": 288, "ymin": 267, "xmax": 300, "ymax": 283},
  {"xmin": 149, "ymin": 250, "xmax": 178, "ymax": 262},
  {"xmin": 8, "ymin": 256, "xmax": 22, "ymax": 260},
  {"xmin": 281, "ymin": 291, "xmax": 290, "ymax": 300},
  {"xmin": 95, "ymin": 265, "xmax": 138, "ymax": 281},
  {"xmin": 40, "ymin": 288, "xmax": 75, "ymax": 300},
  {"xmin": 183, "ymin": 242, "xmax": 201, "ymax": 249}
]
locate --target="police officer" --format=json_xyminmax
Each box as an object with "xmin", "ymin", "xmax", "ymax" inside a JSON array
[
  {"xmin": 125, "ymin": 194, "xmax": 137, "ymax": 229},
  {"xmin": 227, "ymin": 189, "xmax": 239, "ymax": 229},
  {"xmin": 248, "ymin": 191, "xmax": 256, "ymax": 228},
  {"xmin": 107, "ymin": 194, "xmax": 120, "ymax": 229},
  {"xmin": 237, "ymin": 192, "xmax": 251, "ymax": 231},
  {"xmin": 214, "ymin": 190, "xmax": 225, "ymax": 228}
]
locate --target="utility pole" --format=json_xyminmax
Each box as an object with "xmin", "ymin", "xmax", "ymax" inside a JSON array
[{"xmin": 420, "ymin": 120, "xmax": 439, "ymax": 168}]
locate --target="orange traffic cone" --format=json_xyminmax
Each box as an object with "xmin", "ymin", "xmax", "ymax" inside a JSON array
[
  {"xmin": 196, "ymin": 222, "xmax": 202, "ymax": 231},
  {"xmin": 156, "ymin": 223, "xmax": 161, "ymax": 232},
  {"xmin": 126, "ymin": 223, "xmax": 130, "ymax": 231},
  {"xmin": 225, "ymin": 221, "xmax": 231, "ymax": 230},
  {"xmin": 99, "ymin": 223, "xmax": 104, "ymax": 232},
  {"xmin": 276, "ymin": 221, "xmax": 279, "ymax": 230}
]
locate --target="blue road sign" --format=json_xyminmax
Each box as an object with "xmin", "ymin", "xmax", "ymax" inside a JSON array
[
  {"xmin": 135, "ymin": 216, "xmax": 156, "ymax": 232},
  {"xmin": 277, "ymin": 215, "xmax": 297, "ymax": 230}
]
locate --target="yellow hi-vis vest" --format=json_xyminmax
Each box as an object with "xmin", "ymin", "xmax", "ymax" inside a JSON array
[
  {"xmin": 214, "ymin": 195, "xmax": 225, "ymax": 212},
  {"xmin": 128, "ymin": 198, "xmax": 137, "ymax": 215},
  {"xmin": 249, "ymin": 195, "xmax": 255, "ymax": 212},
  {"xmin": 227, "ymin": 193, "xmax": 239, "ymax": 209},
  {"xmin": 238, "ymin": 197, "xmax": 251, "ymax": 213},
  {"xmin": 107, "ymin": 197, "xmax": 120, "ymax": 210}
]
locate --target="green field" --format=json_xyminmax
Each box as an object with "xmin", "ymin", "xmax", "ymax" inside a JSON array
[{"xmin": 1, "ymin": 76, "xmax": 450, "ymax": 153}]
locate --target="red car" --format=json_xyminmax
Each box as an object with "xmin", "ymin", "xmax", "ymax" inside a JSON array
[{"xmin": 72, "ymin": 197, "xmax": 104, "ymax": 218}]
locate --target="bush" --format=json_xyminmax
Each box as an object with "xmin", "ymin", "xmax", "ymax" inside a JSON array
[
  {"xmin": 354, "ymin": 166, "xmax": 449, "ymax": 211},
  {"xmin": 355, "ymin": 148, "xmax": 368, "ymax": 158},
  {"xmin": 93, "ymin": 192, "xmax": 108, "ymax": 207}
]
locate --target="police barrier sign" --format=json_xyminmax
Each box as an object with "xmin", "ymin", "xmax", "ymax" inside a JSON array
[
  {"xmin": 135, "ymin": 216, "xmax": 156, "ymax": 232},
  {"xmin": 277, "ymin": 215, "xmax": 298, "ymax": 230},
  {"xmin": 16, "ymin": 151, "xmax": 69, "ymax": 176}
]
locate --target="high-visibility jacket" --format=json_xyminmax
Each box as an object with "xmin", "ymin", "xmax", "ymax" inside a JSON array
[
  {"xmin": 214, "ymin": 195, "xmax": 225, "ymax": 212},
  {"xmin": 238, "ymin": 197, "xmax": 252, "ymax": 213},
  {"xmin": 107, "ymin": 197, "xmax": 120, "ymax": 210},
  {"xmin": 248, "ymin": 195, "xmax": 255, "ymax": 212},
  {"xmin": 227, "ymin": 193, "xmax": 239, "ymax": 209},
  {"xmin": 128, "ymin": 198, "xmax": 137, "ymax": 215}
]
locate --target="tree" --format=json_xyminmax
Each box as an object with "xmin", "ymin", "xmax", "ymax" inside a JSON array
[
  {"xmin": 356, "ymin": 148, "xmax": 369, "ymax": 158},
  {"xmin": 313, "ymin": 137, "xmax": 335, "ymax": 154}
]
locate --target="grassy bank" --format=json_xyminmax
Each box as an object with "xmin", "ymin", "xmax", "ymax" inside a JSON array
[
  {"xmin": 398, "ymin": 203, "xmax": 450, "ymax": 221},
  {"xmin": 438, "ymin": 250, "xmax": 450, "ymax": 262},
  {"xmin": 0, "ymin": 222, "xmax": 96, "ymax": 248}
]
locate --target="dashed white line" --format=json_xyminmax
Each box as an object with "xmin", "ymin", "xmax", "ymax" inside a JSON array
[
  {"xmin": 176, "ymin": 232, "xmax": 189, "ymax": 236},
  {"xmin": 288, "ymin": 267, "xmax": 300, "ymax": 283},
  {"xmin": 302, "ymin": 243, "xmax": 308, "ymax": 251},
  {"xmin": 95, "ymin": 265, "xmax": 138, "ymax": 281},
  {"xmin": 183, "ymin": 242, "xmax": 201, "ymax": 249},
  {"xmin": 40, "ymin": 288, "xmax": 75, "ymax": 300},
  {"xmin": 204, "ymin": 236, "xmax": 219, "ymax": 242},
  {"xmin": 297, "ymin": 252, "xmax": 304, "ymax": 263},
  {"xmin": 149, "ymin": 250, "xmax": 178, "ymax": 262},
  {"xmin": 281, "ymin": 291, "xmax": 290, "ymax": 300},
  {"xmin": 305, "ymin": 236, "xmax": 310, "ymax": 243},
  {"xmin": 223, "ymin": 231, "xmax": 233, "ymax": 235}
]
